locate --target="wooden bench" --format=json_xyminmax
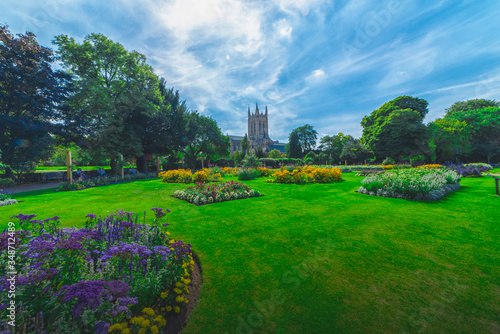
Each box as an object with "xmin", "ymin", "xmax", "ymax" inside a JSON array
[{"xmin": 40, "ymin": 172, "xmax": 65, "ymax": 183}]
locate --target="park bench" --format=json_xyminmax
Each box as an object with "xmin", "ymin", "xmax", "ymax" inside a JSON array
[
  {"xmin": 40, "ymin": 172, "xmax": 66, "ymax": 183},
  {"xmin": 18, "ymin": 173, "xmax": 42, "ymax": 184}
]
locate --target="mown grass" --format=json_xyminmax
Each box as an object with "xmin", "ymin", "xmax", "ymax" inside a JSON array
[{"xmin": 1, "ymin": 170, "xmax": 499, "ymax": 333}]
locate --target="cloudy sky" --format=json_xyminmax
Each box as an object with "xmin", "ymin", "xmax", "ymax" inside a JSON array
[{"xmin": 2, "ymin": 0, "xmax": 500, "ymax": 142}]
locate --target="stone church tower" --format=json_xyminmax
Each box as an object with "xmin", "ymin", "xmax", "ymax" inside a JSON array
[
  {"xmin": 228, "ymin": 104, "xmax": 287, "ymax": 153},
  {"xmin": 248, "ymin": 104, "xmax": 270, "ymax": 149}
]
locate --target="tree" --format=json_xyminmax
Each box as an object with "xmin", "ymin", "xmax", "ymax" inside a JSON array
[
  {"xmin": 361, "ymin": 96, "xmax": 429, "ymax": 161},
  {"xmin": 339, "ymin": 139, "xmax": 373, "ymax": 164},
  {"xmin": 240, "ymin": 134, "xmax": 250, "ymax": 155},
  {"xmin": 287, "ymin": 124, "xmax": 318, "ymax": 158},
  {"xmin": 182, "ymin": 112, "xmax": 230, "ymax": 168},
  {"xmin": 287, "ymin": 131, "xmax": 301, "ymax": 158},
  {"xmin": 54, "ymin": 33, "xmax": 161, "ymax": 173},
  {"xmin": 445, "ymin": 99, "xmax": 499, "ymax": 117},
  {"xmin": 268, "ymin": 149, "xmax": 281, "ymax": 159},
  {"xmin": 428, "ymin": 118, "xmax": 472, "ymax": 162},
  {"xmin": 0, "ymin": 26, "xmax": 71, "ymax": 176},
  {"xmin": 444, "ymin": 106, "xmax": 500, "ymax": 163},
  {"xmin": 254, "ymin": 146, "xmax": 266, "ymax": 158},
  {"xmin": 318, "ymin": 133, "xmax": 353, "ymax": 162}
]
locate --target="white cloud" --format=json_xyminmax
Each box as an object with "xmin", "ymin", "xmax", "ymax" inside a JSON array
[{"xmin": 273, "ymin": 18, "xmax": 293, "ymax": 39}]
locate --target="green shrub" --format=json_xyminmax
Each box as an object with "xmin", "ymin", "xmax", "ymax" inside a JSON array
[
  {"xmin": 242, "ymin": 154, "xmax": 261, "ymax": 168},
  {"xmin": 0, "ymin": 178, "xmax": 15, "ymax": 188},
  {"xmin": 382, "ymin": 157, "xmax": 395, "ymax": 165},
  {"xmin": 259, "ymin": 158, "xmax": 277, "ymax": 168},
  {"xmin": 237, "ymin": 168, "xmax": 261, "ymax": 180}
]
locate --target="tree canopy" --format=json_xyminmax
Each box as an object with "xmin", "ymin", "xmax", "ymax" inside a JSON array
[
  {"xmin": 318, "ymin": 133, "xmax": 353, "ymax": 163},
  {"xmin": 53, "ymin": 33, "xmax": 162, "ymax": 172},
  {"xmin": 182, "ymin": 112, "xmax": 230, "ymax": 168},
  {"xmin": 0, "ymin": 26, "xmax": 71, "ymax": 174},
  {"xmin": 361, "ymin": 96, "xmax": 429, "ymax": 161},
  {"xmin": 287, "ymin": 124, "xmax": 318, "ymax": 158}
]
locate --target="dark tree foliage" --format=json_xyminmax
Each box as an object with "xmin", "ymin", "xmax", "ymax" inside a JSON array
[
  {"xmin": 339, "ymin": 138, "xmax": 373, "ymax": 164},
  {"xmin": 361, "ymin": 96, "xmax": 429, "ymax": 161},
  {"xmin": 445, "ymin": 106, "xmax": 500, "ymax": 163},
  {"xmin": 182, "ymin": 112, "xmax": 230, "ymax": 168},
  {"xmin": 287, "ymin": 124, "xmax": 318, "ymax": 158},
  {"xmin": 240, "ymin": 134, "xmax": 250, "ymax": 155},
  {"xmin": 318, "ymin": 133, "xmax": 353, "ymax": 162},
  {"xmin": 0, "ymin": 26, "xmax": 72, "ymax": 175},
  {"xmin": 54, "ymin": 33, "xmax": 161, "ymax": 173}
]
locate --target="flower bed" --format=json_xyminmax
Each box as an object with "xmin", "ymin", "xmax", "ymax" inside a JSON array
[
  {"xmin": 0, "ymin": 208, "xmax": 194, "ymax": 333},
  {"xmin": 0, "ymin": 190, "xmax": 17, "ymax": 207},
  {"xmin": 267, "ymin": 166, "xmax": 342, "ymax": 184},
  {"xmin": 417, "ymin": 164, "xmax": 443, "ymax": 169},
  {"xmin": 358, "ymin": 168, "xmax": 461, "ymax": 200},
  {"xmin": 159, "ymin": 169, "xmax": 222, "ymax": 183},
  {"xmin": 58, "ymin": 172, "xmax": 158, "ymax": 191},
  {"xmin": 173, "ymin": 181, "xmax": 261, "ymax": 205},
  {"xmin": 446, "ymin": 163, "xmax": 493, "ymax": 177}
]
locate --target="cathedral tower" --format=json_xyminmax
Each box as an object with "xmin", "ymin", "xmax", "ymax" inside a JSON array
[{"xmin": 248, "ymin": 104, "xmax": 269, "ymax": 148}]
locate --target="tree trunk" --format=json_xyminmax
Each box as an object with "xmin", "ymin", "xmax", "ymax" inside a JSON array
[{"xmin": 110, "ymin": 157, "xmax": 118, "ymax": 175}]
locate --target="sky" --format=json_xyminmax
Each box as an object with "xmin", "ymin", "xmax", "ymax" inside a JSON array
[{"xmin": 2, "ymin": 0, "xmax": 500, "ymax": 143}]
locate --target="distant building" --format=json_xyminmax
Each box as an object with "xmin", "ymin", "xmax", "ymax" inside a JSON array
[{"xmin": 229, "ymin": 104, "xmax": 287, "ymax": 154}]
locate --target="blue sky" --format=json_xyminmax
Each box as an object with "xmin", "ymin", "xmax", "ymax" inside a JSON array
[{"xmin": 2, "ymin": 0, "xmax": 500, "ymax": 142}]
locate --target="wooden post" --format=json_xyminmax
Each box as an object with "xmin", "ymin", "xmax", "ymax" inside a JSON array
[
  {"xmin": 156, "ymin": 156, "xmax": 160, "ymax": 172},
  {"xmin": 66, "ymin": 151, "xmax": 73, "ymax": 183},
  {"xmin": 121, "ymin": 155, "xmax": 124, "ymax": 178},
  {"xmin": 489, "ymin": 175, "xmax": 500, "ymax": 196}
]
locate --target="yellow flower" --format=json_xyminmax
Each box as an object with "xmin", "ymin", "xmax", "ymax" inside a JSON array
[
  {"xmin": 153, "ymin": 316, "xmax": 167, "ymax": 327},
  {"xmin": 175, "ymin": 306, "xmax": 181, "ymax": 313},
  {"xmin": 151, "ymin": 325, "xmax": 159, "ymax": 334},
  {"xmin": 122, "ymin": 329, "xmax": 130, "ymax": 334},
  {"xmin": 142, "ymin": 308, "xmax": 155, "ymax": 316},
  {"xmin": 109, "ymin": 323, "xmax": 123, "ymax": 332},
  {"xmin": 130, "ymin": 316, "xmax": 144, "ymax": 325},
  {"xmin": 161, "ymin": 291, "xmax": 168, "ymax": 299},
  {"xmin": 138, "ymin": 329, "xmax": 146, "ymax": 334},
  {"xmin": 141, "ymin": 319, "xmax": 150, "ymax": 328},
  {"xmin": 176, "ymin": 295, "xmax": 184, "ymax": 303},
  {"xmin": 166, "ymin": 306, "xmax": 172, "ymax": 312},
  {"xmin": 175, "ymin": 282, "xmax": 182, "ymax": 288}
]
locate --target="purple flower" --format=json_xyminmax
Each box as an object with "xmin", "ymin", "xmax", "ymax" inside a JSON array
[
  {"xmin": 44, "ymin": 216, "xmax": 60, "ymax": 223},
  {"xmin": 86, "ymin": 214, "xmax": 97, "ymax": 219},
  {"xmin": 95, "ymin": 321, "xmax": 110, "ymax": 334},
  {"xmin": 10, "ymin": 214, "xmax": 37, "ymax": 222},
  {"xmin": 151, "ymin": 207, "xmax": 170, "ymax": 219}
]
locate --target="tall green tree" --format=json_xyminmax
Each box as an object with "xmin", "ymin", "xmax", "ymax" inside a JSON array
[
  {"xmin": 182, "ymin": 112, "xmax": 230, "ymax": 168},
  {"xmin": 287, "ymin": 124, "xmax": 318, "ymax": 158},
  {"xmin": 444, "ymin": 106, "xmax": 500, "ymax": 163},
  {"xmin": 361, "ymin": 96, "xmax": 429, "ymax": 161},
  {"xmin": 339, "ymin": 138, "xmax": 373, "ymax": 164},
  {"xmin": 54, "ymin": 33, "xmax": 161, "ymax": 173},
  {"xmin": 0, "ymin": 26, "xmax": 72, "ymax": 176},
  {"xmin": 445, "ymin": 98, "xmax": 499, "ymax": 117},
  {"xmin": 240, "ymin": 134, "xmax": 250, "ymax": 156},
  {"xmin": 318, "ymin": 133, "xmax": 353, "ymax": 163},
  {"xmin": 428, "ymin": 118, "xmax": 472, "ymax": 162}
]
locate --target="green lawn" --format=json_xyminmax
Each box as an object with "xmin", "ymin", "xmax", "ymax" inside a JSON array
[{"xmin": 2, "ymin": 171, "xmax": 500, "ymax": 333}]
